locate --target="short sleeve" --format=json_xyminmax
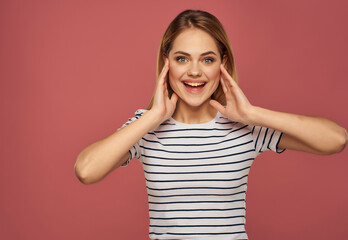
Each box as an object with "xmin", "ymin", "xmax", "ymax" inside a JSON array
[
  {"xmin": 117, "ymin": 109, "xmax": 147, "ymax": 166},
  {"xmin": 251, "ymin": 126, "xmax": 285, "ymax": 154}
]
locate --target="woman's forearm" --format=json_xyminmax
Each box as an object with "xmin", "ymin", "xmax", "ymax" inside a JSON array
[
  {"xmin": 74, "ymin": 58, "xmax": 178, "ymax": 185},
  {"xmin": 213, "ymin": 64, "xmax": 347, "ymax": 155},
  {"xmin": 248, "ymin": 106, "xmax": 347, "ymax": 154},
  {"xmin": 74, "ymin": 110, "xmax": 161, "ymax": 184}
]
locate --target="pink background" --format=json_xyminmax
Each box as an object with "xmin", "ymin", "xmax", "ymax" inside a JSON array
[{"xmin": 1, "ymin": 0, "xmax": 347, "ymax": 239}]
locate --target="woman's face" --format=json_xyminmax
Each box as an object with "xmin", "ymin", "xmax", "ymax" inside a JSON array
[{"xmin": 167, "ymin": 28, "xmax": 226, "ymax": 108}]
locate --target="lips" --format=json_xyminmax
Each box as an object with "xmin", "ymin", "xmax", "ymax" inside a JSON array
[
  {"xmin": 184, "ymin": 82, "xmax": 205, "ymax": 87},
  {"xmin": 182, "ymin": 79, "xmax": 207, "ymax": 94}
]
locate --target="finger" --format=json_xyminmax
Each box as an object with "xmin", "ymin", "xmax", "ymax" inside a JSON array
[
  {"xmin": 220, "ymin": 65, "xmax": 234, "ymax": 90},
  {"xmin": 160, "ymin": 65, "xmax": 169, "ymax": 83},
  {"xmin": 220, "ymin": 64, "xmax": 237, "ymax": 87},
  {"xmin": 220, "ymin": 75, "xmax": 234, "ymax": 99},
  {"xmin": 220, "ymin": 65, "xmax": 244, "ymax": 102},
  {"xmin": 220, "ymin": 75, "xmax": 228, "ymax": 93},
  {"xmin": 159, "ymin": 62, "xmax": 168, "ymax": 78},
  {"xmin": 209, "ymin": 99, "xmax": 226, "ymax": 115},
  {"xmin": 158, "ymin": 59, "xmax": 169, "ymax": 84}
]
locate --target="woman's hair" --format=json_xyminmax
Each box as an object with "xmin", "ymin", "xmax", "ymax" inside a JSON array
[{"xmin": 147, "ymin": 9, "xmax": 238, "ymax": 109}]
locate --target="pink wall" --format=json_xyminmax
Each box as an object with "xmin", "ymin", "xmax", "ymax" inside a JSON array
[{"xmin": 1, "ymin": 0, "xmax": 347, "ymax": 239}]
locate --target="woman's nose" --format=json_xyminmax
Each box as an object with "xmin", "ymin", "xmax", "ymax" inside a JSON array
[{"xmin": 187, "ymin": 62, "xmax": 202, "ymax": 77}]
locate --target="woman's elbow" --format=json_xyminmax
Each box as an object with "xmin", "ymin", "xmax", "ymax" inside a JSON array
[
  {"xmin": 74, "ymin": 163, "xmax": 92, "ymax": 185},
  {"xmin": 321, "ymin": 128, "xmax": 347, "ymax": 155},
  {"xmin": 74, "ymin": 155, "xmax": 99, "ymax": 185},
  {"xmin": 335, "ymin": 128, "xmax": 347, "ymax": 153}
]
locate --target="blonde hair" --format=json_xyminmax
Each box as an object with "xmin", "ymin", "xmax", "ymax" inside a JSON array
[{"xmin": 147, "ymin": 9, "xmax": 238, "ymax": 109}]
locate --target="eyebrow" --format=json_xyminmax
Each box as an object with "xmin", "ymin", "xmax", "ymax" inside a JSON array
[{"xmin": 173, "ymin": 51, "xmax": 217, "ymax": 56}]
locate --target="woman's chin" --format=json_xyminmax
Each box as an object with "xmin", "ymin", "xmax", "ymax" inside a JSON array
[{"xmin": 178, "ymin": 97, "xmax": 210, "ymax": 109}]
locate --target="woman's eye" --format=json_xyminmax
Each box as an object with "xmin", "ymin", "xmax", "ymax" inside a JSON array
[
  {"xmin": 203, "ymin": 58, "xmax": 214, "ymax": 64},
  {"xmin": 176, "ymin": 56, "xmax": 187, "ymax": 63}
]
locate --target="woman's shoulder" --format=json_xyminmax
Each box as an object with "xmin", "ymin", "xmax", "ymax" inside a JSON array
[
  {"xmin": 120, "ymin": 109, "xmax": 148, "ymax": 129},
  {"xmin": 134, "ymin": 109, "xmax": 148, "ymax": 116}
]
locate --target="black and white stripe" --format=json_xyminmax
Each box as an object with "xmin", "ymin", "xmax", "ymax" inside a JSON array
[{"xmin": 121, "ymin": 109, "xmax": 285, "ymax": 240}]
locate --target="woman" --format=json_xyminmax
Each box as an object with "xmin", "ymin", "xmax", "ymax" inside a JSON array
[{"xmin": 74, "ymin": 9, "xmax": 347, "ymax": 239}]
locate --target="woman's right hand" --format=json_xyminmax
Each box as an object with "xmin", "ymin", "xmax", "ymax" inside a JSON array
[{"xmin": 150, "ymin": 58, "xmax": 178, "ymax": 123}]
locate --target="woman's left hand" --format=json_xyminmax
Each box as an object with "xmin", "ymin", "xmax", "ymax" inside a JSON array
[
  {"xmin": 210, "ymin": 64, "xmax": 256, "ymax": 125},
  {"xmin": 210, "ymin": 64, "xmax": 347, "ymax": 154}
]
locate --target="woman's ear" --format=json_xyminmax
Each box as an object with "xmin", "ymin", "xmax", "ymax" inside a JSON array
[
  {"xmin": 222, "ymin": 54, "xmax": 228, "ymax": 66},
  {"xmin": 162, "ymin": 52, "xmax": 167, "ymax": 61}
]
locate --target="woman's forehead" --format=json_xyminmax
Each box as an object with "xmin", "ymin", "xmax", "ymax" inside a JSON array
[{"xmin": 170, "ymin": 28, "xmax": 220, "ymax": 56}]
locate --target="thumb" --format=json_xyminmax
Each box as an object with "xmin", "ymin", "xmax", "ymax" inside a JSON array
[{"xmin": 209, "ymin": 99, "xmax": 225, "ymax": 115}]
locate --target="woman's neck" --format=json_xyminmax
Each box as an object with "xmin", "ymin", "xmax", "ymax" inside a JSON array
[{"xmin": 172, "ymin": 99, "xmax": 218, "ymax": 124}]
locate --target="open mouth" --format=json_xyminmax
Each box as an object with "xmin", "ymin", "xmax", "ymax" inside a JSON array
[
  {"xmin": 184, "ymin": 82, "xmax": 206, "ymax": 87},
  {"xmin": 183, "ymin": 81, "xmax": 206, "ymax": 94}
]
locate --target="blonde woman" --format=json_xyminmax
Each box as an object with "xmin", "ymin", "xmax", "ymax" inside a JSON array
[{"xmin": 75, "ymin": 9, "xmax": 347, "ymax": 240}]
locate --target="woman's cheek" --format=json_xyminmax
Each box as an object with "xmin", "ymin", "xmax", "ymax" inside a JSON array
[
  {"xmin": 169, "ymin": 65, "xmax": 185, "ymax": 82},
  {"xmin": 206, "ymin": 65, "xmax": 220, "ymax": 80}
]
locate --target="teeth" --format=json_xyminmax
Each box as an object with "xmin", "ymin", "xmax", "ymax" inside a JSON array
[{"xmin": 185, "ymin": 82, "xmax": 205, "ymax": 87}]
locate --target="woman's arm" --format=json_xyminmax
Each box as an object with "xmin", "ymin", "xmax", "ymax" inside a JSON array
[
  {"xmin": 74, "ymin": 110, "xmax": 163, "ymax": 185},
  {"xmin": 210, "ymin": 64, "xmax": 347, "ymax": 155},
  {"xmin": 74, "ymin": 58, "xmax": 178, "ymax": 184},
  {"xmin": 248, "ymin": 107, "xmax": 347, "ymax": 154}
]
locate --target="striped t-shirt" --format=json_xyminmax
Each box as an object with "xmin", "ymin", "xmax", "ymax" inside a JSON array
[{"xmin": 121, "ymin": 109, "xmax": 285, "ymax": 240}]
